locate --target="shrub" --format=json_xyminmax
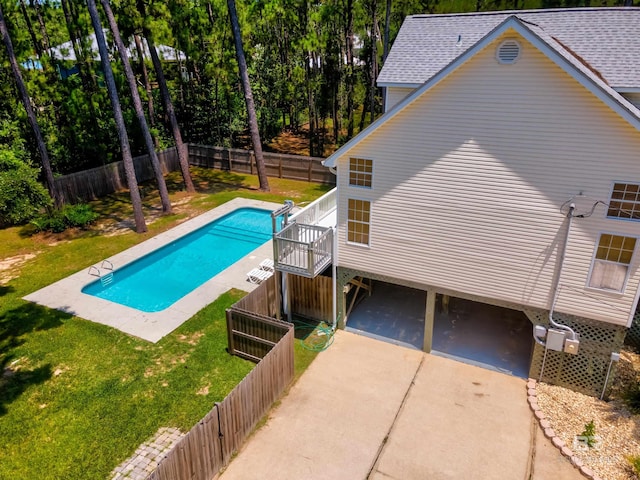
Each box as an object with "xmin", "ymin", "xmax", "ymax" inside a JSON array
[
  {"xmin": 627, "ymin": 454, "xmax": 640, "ymax": 476},
  {"xmin": 0, "ymin": 150, "xmax": 51, "ymax": 226},
  {"xmin": 580, "ymin": 420, "xmax": 597, "ymax": 448},
  {"xmin": 30, "ymin": 204, "xmax": 99, "ymax": 233},
  {"xmin": 623, "ymin": 382, "xmax": 640, "ymax": 413}
]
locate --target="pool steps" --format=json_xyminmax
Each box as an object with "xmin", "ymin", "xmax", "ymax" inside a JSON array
[{"xmin": 88, "ymin": 260, "xmax": 114, "ymax": 287}]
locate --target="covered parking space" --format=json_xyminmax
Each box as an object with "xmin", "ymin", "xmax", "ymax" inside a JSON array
[{"xmin": 344, "ymin": 280, "xmax": 533, "ymax": 378}]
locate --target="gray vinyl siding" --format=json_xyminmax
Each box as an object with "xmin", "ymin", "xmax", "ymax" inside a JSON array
[
  {"xmin": 336, "ymin": 31, "xmax": 640, "ymax": 327},
  {"xmin": 385, "ymin": 87, "xmax": 416, "ymax": 112}
]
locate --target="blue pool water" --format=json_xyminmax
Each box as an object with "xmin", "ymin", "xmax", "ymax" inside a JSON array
[{"xmin": 82, "ymin": 207, "xmax": 275, "ymax": 312}]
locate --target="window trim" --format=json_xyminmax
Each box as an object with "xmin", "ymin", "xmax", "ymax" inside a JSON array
[
  {"xmin": 345, "ymin": 197, "xmax": 372, "ymax": 247},
  {"xmin": 348, "ymin": 157, "xmax": 374, "ymax": 189},
  {"xmin": 606, "ymin": 181, "xmax": 640, "ymax": 222},
  {"xmin": 586, "ymin": 232, "xmax": 637, "ymax": 294}
]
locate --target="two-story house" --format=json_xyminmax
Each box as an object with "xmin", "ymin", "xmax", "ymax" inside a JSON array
[{"xmin": 316, "ymin": 8, "xmax": 640, "ymax": 396}]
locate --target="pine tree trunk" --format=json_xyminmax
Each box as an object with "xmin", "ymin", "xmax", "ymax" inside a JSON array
[
  {"xmin": 370, "ymin": 0, "xmax": 378, "ymax": 125},
  {"xmin": 133, "ymin": 34, "xmax": 155, "ymax": 128},
  {"xmin": 226, "ymin": 0, "xmax": 269, "ymax": 191},
  {"xmin": 19, "ymin": 0, "xmax": 41, "ymax": 59},
  {"xmin": 0, "ymin": 2, "xmax": 61, "ymax": 208},
  {"xmin": 144, "ymin": 30, "xmax": 195, "ymax": 193},
  {"xmin": 86, "ymin": 0, "xmax": 146, "ymax": 233},
  {"xmin": 345, "ymin": 0, "xmax": 356, "ymax": 140},
  {"xmin": 382, "ymin": 0, "xmax": 392, "ymax": 111},
  {"xmin": 31, "ymin": 0, "xmax": 50, "ymax": 51},
  {"xmin": 101, "ymin": 0, "xmax": 172, "ymax": 214}
]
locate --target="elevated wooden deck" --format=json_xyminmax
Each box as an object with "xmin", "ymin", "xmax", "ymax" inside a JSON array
[{"xmin": 273, "ymin": 188, "xmax": 336, "ymax": 278}]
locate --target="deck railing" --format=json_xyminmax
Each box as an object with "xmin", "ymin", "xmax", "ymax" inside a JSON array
[
  {"xmin": 290, "ymin": 188, "xmax": 336, "ymax": 226},
  {"xmin": 274, "ymin": 223, "xmax": 333, "ymax": 278}
]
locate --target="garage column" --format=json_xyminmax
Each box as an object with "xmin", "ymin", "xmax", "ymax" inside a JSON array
[{"xmin": 423, "ymin": 289, "xmax": 436, "ymax": 353}]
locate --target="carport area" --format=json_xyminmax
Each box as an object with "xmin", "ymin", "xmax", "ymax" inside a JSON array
[{"xmin": 344, "ymin": 280, "xmax": 533, "ymax": 378}]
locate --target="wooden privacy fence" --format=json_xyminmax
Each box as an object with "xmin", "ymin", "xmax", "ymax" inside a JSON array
[
  {"xmin": 289, "ymin": 274, "xmax": 333, "ymax": 323},
  {"xmin": 226, "ymin": 275, "xmax": 289, "ymax": 362},
  {"xmin": 188, "ymin": 144, "xmax": 335, "ymax": 185},
  {"xmin": 54, "ymin": 147, "xmax": 179, "ymax": 203},
  {"xmin": 54, "ymin": 144, "xmax": 333, "ymax": 204},
  {"xmin": 149, "ymin": 276, "xmax": 294, "ymax": 480},
  {"xmin": 148, "ymin": 326, "xmax": 294, "ymax": 480}
]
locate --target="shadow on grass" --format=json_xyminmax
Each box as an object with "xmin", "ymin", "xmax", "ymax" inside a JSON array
[
  {"xmin": 0, "ymin": 285, "xmax": 15, "ymax": 298},
  {"xmin": 86, "ymin": 169, "xmax": 250, "ymax": 231},
  {"xmin": 185, "ymin": 168, "xmax": 248, "ymax": 195},
  {"xmin": 0, "ymin": 303, "xmax": 71, "ymax": 416}
]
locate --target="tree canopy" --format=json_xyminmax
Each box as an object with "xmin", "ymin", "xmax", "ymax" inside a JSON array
[{"xmin": 0, "ymin": 0, "xmax": 623, "ymax": 186}]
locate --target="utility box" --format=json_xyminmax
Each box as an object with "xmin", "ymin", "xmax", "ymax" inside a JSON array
[
  {"xmin": 546, "ymin": 329, "xmax": 566, "ymax": 352},
  {"xmin": 564, "ymin": 338, "xmax": 580, "ymax": 355}
]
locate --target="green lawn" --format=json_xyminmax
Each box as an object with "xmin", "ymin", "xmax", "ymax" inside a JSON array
[{"xmin": 0, "ymin": 169, "xmax": 327, "ymax": 480}]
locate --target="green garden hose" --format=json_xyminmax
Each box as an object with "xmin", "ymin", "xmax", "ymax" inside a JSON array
[{"xmin": 294, "ymin": 320, "xmax": 335, "ymax": 352}]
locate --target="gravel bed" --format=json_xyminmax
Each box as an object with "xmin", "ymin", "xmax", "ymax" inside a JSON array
[{"xmin": 536, "ymin": 348, "xmax": 640, "ymax": 480}]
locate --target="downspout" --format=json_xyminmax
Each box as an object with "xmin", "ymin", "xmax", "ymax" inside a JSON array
[
  {"xmin": 331, "ymin": 226, "xmax": 337, "ymax": 330},
  {"xmin": 326, "ymin": 163, "xmax": 338, "ymax": 330}
]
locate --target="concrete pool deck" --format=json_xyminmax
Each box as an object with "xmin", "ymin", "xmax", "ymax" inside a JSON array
[{"xmin": 24, "ymin": 198, "xmax": 284, "ymax": 343}]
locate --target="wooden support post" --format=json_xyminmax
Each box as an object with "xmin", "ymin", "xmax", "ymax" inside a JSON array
[
  {"xmin": 424, "ymin": 289, "xmax": 435, "ymax": 353},
  {"xmin": 226, "ymin": 309, "xmax": 235, "ymax": 355}
]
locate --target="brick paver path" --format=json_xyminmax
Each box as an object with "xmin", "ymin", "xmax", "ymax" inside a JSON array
[{"xmin": 111, "ymin": 427, "xmax": 184, "ymax": 480}]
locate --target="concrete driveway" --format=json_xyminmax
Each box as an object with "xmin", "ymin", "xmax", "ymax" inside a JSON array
[{"xmin": 219, "ymin": 330, "xmax": 582, "ymax": 480}]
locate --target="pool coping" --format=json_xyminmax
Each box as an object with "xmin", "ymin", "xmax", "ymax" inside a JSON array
[{"xmin": 24, "ymin": 198, "xmax": 285, "ymax": 343}]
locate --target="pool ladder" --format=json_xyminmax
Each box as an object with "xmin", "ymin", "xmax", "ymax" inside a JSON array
[{"xmin": 88, "ymin": 260, "xmax": 114, "ymax": 287}]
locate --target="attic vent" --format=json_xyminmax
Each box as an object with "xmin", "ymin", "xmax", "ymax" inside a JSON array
[{"xmin": 496, "ymin": 40, "xmax": 521, "ymax": 64}]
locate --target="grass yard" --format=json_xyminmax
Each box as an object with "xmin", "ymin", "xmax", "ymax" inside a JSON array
[{"xmin": 0, "ymin": 168, "xmax": 328, "ymax": 480}]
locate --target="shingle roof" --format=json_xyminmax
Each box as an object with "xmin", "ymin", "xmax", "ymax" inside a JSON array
[{"xmin": 378, "ymin": 8, "xmax": 640, "ymax": 89}]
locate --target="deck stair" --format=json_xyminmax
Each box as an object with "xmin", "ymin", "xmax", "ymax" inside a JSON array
[{"xmin": 345, "ymin": 277, "xmax": 372, "ymax": 318}]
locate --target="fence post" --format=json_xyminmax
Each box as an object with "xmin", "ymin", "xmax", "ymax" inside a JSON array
[
  {"xmin": 249, "ymin": 151, "xmax": 255, "ymax": 175},
  {"xmin": 226, "ymin": 310, "xmax": 235, "ymax": 355},
  {"xmin": 279, "ymin": 156, "xmax": 283, "ymax": 178},
  {"xmin": 308, "ymin": 159, "xmax": 312, "ymax": 182}
]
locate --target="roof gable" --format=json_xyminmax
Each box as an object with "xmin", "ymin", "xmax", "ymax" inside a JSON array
[
  {"xmin": 378, "ymin": 8, "xmax": 640, "ymax": 90},
  {"xmin": 324, "ymin": 15, "xmax": 640, "ymax": 168}
]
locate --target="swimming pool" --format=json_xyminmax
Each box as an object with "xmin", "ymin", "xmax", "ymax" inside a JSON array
[{"xmin": 82, "ymin": 207, "xmax": 276, "ymax": 312}]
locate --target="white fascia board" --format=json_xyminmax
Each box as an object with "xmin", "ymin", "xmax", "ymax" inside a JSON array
[
  {"xmin": 377, "ymin": 82, "xmax": 423, "ymax": 89},
  {"xmin": 616, "ymin": 87, "xmax": 640, "ymax": 94}
]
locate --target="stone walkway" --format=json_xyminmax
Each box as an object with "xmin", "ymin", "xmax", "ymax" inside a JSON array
[{"xmin": 111, "ymin": 427, "xmax": 184, "ymax": 480}]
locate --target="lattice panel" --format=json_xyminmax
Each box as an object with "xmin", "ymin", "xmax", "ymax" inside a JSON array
[
  {"xmin": 626, "ymin": 308, "xmax": 640, "ymax": 349},
  {"xmin": 527, "ymin": 309, "xmax": 626, "ymax": 397}
]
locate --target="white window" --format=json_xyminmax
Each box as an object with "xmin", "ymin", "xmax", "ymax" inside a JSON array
[
  {"xmin": 607, "ymin": 183, "xmax": 640, "ymax": 220},
  {"xmin": 347, "ymin": 199, "xmax": 370, "ymax": 246},
  {"xmin": 349, "ymin": 158, "xmax": 373, "ymax": 188},
  {"xmin": 588, "ymin": 234, "xmax": 636, "ymax": 292}
]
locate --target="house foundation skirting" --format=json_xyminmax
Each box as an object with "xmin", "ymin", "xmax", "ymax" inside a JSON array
[
  {"xmin": 524, "ymin": 309, "xmax": 626, "ymax": 398},
  {"xmin": 337, "ymin": 266, "xmax": 626, "ymax": 398},
  {"xmin": 626, "ymin": 308, "xmax": 640, "ymax": 349}
]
